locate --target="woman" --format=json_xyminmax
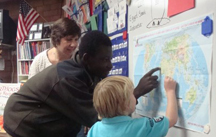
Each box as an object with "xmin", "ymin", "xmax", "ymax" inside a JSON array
[{"xmin": 28, "ymin": 17, "xmax": 81, "ymax": 79}]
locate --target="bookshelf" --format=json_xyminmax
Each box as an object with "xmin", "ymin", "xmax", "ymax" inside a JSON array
[{"xmin": 17, "ymin": 38, "xmax": 51, "ymax": 83}]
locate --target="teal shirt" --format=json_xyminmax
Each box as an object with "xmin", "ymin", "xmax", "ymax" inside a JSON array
[{"xmin": 87, "ymin": 116, "xmax": 169, "ymax": 137}]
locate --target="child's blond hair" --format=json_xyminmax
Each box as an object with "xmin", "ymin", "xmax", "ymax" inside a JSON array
[{"xmin": 93, "ymin": 76, "xmax": 134, "ymax": 118}]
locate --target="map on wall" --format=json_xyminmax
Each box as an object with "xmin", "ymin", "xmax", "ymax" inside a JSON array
[{"xmin": 133, "ymin": 15, "xmax": 212, "ymax": 133}]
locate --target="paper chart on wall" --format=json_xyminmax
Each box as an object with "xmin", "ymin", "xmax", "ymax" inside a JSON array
[{"xmin": 133, "ymin": 15, "xmax": 212, "ymax": 133}]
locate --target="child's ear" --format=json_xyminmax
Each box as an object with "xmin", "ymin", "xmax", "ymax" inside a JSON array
[{"xmin": 124, "ymin": 102, "xmax": 130, "ymax": 113}]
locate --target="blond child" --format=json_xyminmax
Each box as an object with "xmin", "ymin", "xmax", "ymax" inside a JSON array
[{"xmin": 87, "ymin": 76, "xmax": 178, "ymax": 137}]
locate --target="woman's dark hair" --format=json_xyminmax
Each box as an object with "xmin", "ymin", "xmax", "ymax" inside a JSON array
[
  {"xmin": 51, "ymin": 18, "xmax": 81, "ymax": 47},
  {"xmin": 79, "ymin": 31, "xmax": 112, "ymax": 58}
]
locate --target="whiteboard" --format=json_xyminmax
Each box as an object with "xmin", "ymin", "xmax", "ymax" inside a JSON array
[{"xmin": 128, "ymin": 0, "xmax": 216, "ymax": 136}]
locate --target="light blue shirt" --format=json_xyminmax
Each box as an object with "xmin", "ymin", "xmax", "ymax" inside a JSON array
[{"xmin": 87, "ymin": 115, "xmax": 169, "ymax": 137}]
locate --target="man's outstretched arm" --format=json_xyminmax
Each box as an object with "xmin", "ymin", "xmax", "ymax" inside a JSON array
[{"xmin": 134, "ymin": 67, "xmax": 161, "ymax": 99}]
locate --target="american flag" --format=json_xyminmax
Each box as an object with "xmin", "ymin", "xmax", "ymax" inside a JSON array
[{"xmin": 16, "ymin": 0, "xmax": 39, "ymax": 45}]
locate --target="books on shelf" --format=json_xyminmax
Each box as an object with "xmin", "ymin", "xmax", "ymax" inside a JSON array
[
  {"xmin": 18, "ymin": 41, "xmax": 51, "ymax": 60},
  {"xmin": 17, "ymin": 39, "xmax": 51, "ymax": 83},
  {"xmin": 18, "ymin": 61, "xmax": 32, "ymax": 75}
]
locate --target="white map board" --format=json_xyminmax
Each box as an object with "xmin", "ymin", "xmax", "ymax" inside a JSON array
[{"xmin": 128, "ymin": 0, "xmax": 216, "ymax": 136}]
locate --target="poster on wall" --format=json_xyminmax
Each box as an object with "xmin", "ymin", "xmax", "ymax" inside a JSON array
[
  {"xmin": 0, "ymin": 83, "xmax": 20, "ymax": 132},
  {"xmin": 109, "ymin": 34, "xmax": 128, "ymax": 77},
  {"xmin": 133, "ymin": 15, "xmax": 212, "ymax": 133}
]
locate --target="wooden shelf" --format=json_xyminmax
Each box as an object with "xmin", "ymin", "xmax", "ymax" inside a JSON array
[
  {"xmin": 0, "ymin": 43, "xmax": 14, "ymax": 49},
  {"xmin": 18, "ymin": 74, "xmax": 29, "ymax": 76},
  {"xmin": 0, "ymin": 132, "xmax": 7, "ymax": 137},
  {"xmin": 18, "ymin": 59, "xmax": 33, "ymax": 61}
]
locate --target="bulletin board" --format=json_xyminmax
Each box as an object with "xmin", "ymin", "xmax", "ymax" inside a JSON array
[{"xmin": 128, "ymin": 0, "xmax": 216, "ymax": 137}]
